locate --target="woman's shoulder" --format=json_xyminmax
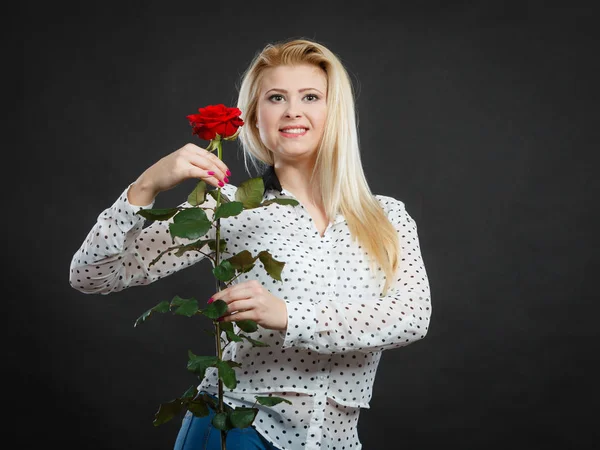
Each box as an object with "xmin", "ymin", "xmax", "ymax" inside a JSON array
[
  {"xmin": 374, "ymin": 194, "xmax": 406, "ymax": 211},
  {"xmin": 373, "ymin": 194, "xmax": 417, "ymax": 227}
]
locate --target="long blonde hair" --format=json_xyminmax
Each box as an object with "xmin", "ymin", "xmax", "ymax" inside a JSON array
[{"xmin": 237, "ymin": 38, "xmax": 400, "ymax": 294}]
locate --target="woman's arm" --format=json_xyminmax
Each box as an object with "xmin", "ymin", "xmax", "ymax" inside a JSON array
[
  {"xmin": 68, "ymin": 184, "xmax": 216, "ymax": 294},
  {"xmin": 69, "ymin": 143, "xmax": 230, "ymax": 295}
]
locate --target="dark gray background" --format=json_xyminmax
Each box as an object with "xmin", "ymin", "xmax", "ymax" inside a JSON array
[{"xmin": 15, "ymin": 1, "xmax": 598, "ymax": 449}]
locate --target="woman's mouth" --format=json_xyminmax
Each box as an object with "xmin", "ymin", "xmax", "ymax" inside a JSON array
[{"xmin": 280, "ymin": 127, "xmax": 308, "ymax": 137}]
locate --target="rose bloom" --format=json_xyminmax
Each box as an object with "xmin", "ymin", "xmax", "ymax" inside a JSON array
[{"xmin": 187, "ymin": 104, "xmax": 244, "ymax": 140}]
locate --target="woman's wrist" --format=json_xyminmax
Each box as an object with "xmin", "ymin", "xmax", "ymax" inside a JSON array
[{"xmin": 127, "ymin": 175, "xmax": 157, "ymax": 206}]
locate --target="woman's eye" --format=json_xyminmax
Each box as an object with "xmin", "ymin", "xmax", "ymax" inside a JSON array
[
  {"xmin": 269, "ymin": 94, "xmax": 284, "ymax": 102},
  {"xmin": 304, "ymin": 94, "xmax": 319, "ymax": 102}
]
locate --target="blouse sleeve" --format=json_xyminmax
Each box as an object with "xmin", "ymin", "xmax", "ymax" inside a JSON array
[
  {"xmin": 69, "ymin": 183, "xmax": 215, "ymax": 294},
  {"xmin": 281, "ymin": 196, "xmax": 432, "ymax": 354}
]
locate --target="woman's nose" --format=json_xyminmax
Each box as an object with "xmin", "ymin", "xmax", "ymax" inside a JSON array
[{"xmin": 284, "ymin": 100, "xmax": 302, "ymax": 118}]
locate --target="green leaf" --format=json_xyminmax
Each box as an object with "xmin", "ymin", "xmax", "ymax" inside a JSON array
[
  {"xmin": 202, "ymin": 299, "xmax": 228, "ymax": 320},
  {"xmin": 198, "ymin": 392, "xmax": 219, "ymax": 410},
  {"xmin": 187, "ymin": 181, "xmax": 207, "ymax": 206},
  {"xmin": 235, "ymin": 319, "xmax": 258, "ymax": 333},
  {"xmin": 260, "ymin": 198, "xmax": 299, "ymax": 207},
  {"xmin": 211, "ymin": 412, "xmax": 230, "ymax": 431},
  {"xmin": 208, "ymin": 190, "xmax": 230, "ymax": 203},
  {"xmin": 225, "ymin": 330, "xmax": 243, "ymax": 342},
  {"xmin": 239, "ymin": 263, "xmax": 255, "ymax": 274},
  {"xmin": 137, "ymin": 207, "xmax": 180, "ymax": 221},
  {"xmin": 255, "ymin": 396, "xmax": 293, "ymax": 407},
  {"xmin": 172, "ymin": 297, "xmax": 199, "ymax": 317},
  {"xmin": 173, "ymin": 208, "xmax": 208, "ymax": 223},
  {"xmin": 134, "ymin": 300, "xmax": 170, "ymax": 327},
  {"xmin": 214, "ymin": 201, "xmax": 244, "ymax": 220},
  {"xmin": 170, "ymin": 295, "xmax": 187, "ymax": 307},
  {"xmin": 226, "ymin": 250, "xmax": 256, "ymax": 272},
  {"xmin": 258, "ymin": 251, "xmax": 284, "ymax": 281},
  {"xmin": 235, "ymin": 177, "xmax": 264, "ymax": 209},
  {"xmin": 213, "ymin": 260, "xmax": 235, "ymax": 282},
  {"xmin": 170, "ymin": 295, "xmax": 195, "ymax": 305},
  {"xmin": 225, "ymin": 360, "xmax": 243, "ymax": 369},
  {"xmin": 240, "ymin": 334, "xmax": 268, "ymax": 347},
  {"xmin": 169, "ymin": 208, "xmax": 211, "ymax": 240},
  {"xmin": 181, "ymin": 385, "xmax": 198, "ymax": 400},
  {"xmin": 229, "ymin": 407, "xmax": 258, "ymax": 429},
  {"xmin": 186, "ymin": 352, "xmax": 218, "ymax": 379},
  {"xmin": 216, "ymin": 360, "xmax": 237, "ymax": 390},
  {"xmin": 220, "ymin": 322, "xmax": 242, "ymax": 342},
  {"xmin": 208, "ymin": 239, "xmax": 227, "ymax": 252},
  {"xmin": 187, "ymin": 398, "xmax": 210, "ymax": 417},
  {"xmin": 153, "ymin": 399, "xmax": 183, "ymax": 426},
  {"xmin": 219, "ymin": 321, "xmax": 234, "ymax": 332}
]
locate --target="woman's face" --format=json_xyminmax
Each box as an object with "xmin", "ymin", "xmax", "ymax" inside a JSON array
[{"xmin": 256, "ymin": 64, "xmax": 328, "ymax": 165}]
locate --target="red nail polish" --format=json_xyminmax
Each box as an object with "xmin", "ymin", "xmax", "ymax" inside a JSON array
[
  {"xmin": 223, "ymin": 177, "xmax": 229, "ymax": 183},
  {"xmin": 218, "ymin": 181, "xmax": 224, "ymax": 187},
  {"xmin": 217, "ymin": 316, "xmax": 224, "ymax": 322},
  {"xmin": 226, "ymin": 170, "xmax": 231, "ymax": 176},
  {"xmin": 207, "ymin": 171, "xmax": 215, "ymax": 176},
  {"xmin": 208, "ymin": 297, "xmax": 214, "ymax": 304}
]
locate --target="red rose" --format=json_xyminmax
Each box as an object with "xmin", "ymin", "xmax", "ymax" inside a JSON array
[{"xmin": 186, "ymin": 104, "xmax": 245, "ymax": 141}]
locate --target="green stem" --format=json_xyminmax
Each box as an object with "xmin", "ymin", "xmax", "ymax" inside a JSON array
[{"xmin": 213, "ymin": 138, "xmax": 227, "ymax": 450}]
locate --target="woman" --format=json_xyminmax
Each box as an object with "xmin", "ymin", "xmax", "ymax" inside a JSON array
[{"xmin": 70, "ymin": 38, "xmax": 432, "ymax": 450}]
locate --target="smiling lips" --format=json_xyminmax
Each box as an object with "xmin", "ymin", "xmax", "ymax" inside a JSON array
[{"xmin": 280, "ymin": 126, "xmax": 308, "ymax": 137}]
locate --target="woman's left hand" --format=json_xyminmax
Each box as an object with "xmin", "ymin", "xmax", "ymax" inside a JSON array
[{"xmin": 210, "ymin": 280, "xmax": 288, "ymax": 331}]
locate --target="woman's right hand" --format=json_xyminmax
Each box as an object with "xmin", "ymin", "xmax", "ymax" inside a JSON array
[{"xmin": 127, "ymin": 143, "xmax": 231, "ymax": 206}]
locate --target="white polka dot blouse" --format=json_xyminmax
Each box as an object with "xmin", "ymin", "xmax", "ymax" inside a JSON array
[{"xmin": 69, "ymin": 167, "xmax": 432, "ymax": 449}]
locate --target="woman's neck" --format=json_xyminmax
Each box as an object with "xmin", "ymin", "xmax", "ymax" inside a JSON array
[{"xmin": 273, "ymin": 160, "xmax": 322, "ymax": 208}]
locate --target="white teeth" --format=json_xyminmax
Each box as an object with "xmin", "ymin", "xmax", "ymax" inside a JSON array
[{"xmin": 281, "ymin": 128, "xmax": 307, "ymax": 134}]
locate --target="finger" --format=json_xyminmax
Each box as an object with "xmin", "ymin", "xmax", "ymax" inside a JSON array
[
  {"xmin": 202, "ymin": 168, "xmax": 226, "ymax": 189},
  {"xmin": 213, "ymin": 284, "xmax": 257, "ymax": 304},
  {"xmin": 188, "ymin": 154, "xmax": 227, "ymax": 187},
  {"xmin": 221, "ymin": 310, "xmax": 256, "ymax": 323},
  {"xmin": 184, "ymin": 165, "xmax": 222, "ymax": 189},
  {"xmin": 197, "ymin": 148, "xmax": 230, "ymax": 179},
  {"xmin": 227, "ymin": 299, "xmax": 253, "ymax": 314}
]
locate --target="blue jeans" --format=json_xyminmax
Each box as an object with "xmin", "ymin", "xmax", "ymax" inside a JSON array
[{"xmin": 173, "ymin": 399, "xmax": 277, "ymax": 450}]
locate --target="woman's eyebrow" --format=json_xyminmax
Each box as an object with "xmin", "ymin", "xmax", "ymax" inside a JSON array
[{"xmin": 265, "ymin": 88, "xmax": 325, "ymax": 95}]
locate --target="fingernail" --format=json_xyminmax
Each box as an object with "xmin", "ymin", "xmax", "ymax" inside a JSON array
[
  {"xmin": 226, "ymin": 170, "xmax": 231, "ymax": 176},
  {"xmin": 207, "ymin": 171, "xmax": 215, "ymax": 176},
  {"xmin": 208, "ymin": 297, "xmax": 214, "ymax": 304},
  {"xmin": 223, "ymin": 177, "xmax": 229, "ymax": 183},
  {"xmin": 218, "ymin": 181, "xmax": 224, "ymax": 187},
  {"xmin": 217, "ymin": 317, "xmax": 224, "ymax": 322}
]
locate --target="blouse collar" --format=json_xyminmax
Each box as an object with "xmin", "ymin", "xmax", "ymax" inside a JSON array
[{"xmin": 261, "ymin": 165, "xmax": 283, "ymax": 194}]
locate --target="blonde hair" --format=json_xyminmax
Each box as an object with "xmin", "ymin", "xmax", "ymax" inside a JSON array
[{"xmin": 237, "ymin": 38, "xmax": 399, "ymax": 295}]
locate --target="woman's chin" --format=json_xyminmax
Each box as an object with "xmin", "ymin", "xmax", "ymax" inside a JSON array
[{"xmin": 273, "ymin": 150, "xmax": 318, "ymax": 165}]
